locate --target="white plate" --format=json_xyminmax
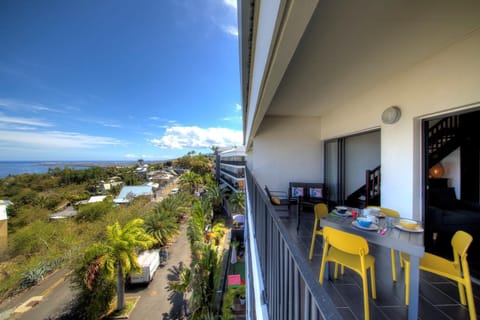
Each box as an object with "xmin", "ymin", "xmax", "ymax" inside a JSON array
[
  {"xmin": 335, "ymin": 206, "xmax": 348, "ymax": 211},
  {"xmin": 352, "ymin": 220, "xmax": 379, "ymax": 231},
  {"xmin": 332, "ymin": 210, "xmax": 351, "ymax": 217},
  {"xmin": 393, "ymin": 221, "xmax": 424, "ymax": 233}
]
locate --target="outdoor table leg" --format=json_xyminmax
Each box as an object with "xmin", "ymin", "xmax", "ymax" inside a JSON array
[
  {"xmin": 296, "ymin": 200, "xmax": 300, "ymax": 230},
  {"xmin": 408, "ymin": 256, "xmax": 421, "ymax": 320}
]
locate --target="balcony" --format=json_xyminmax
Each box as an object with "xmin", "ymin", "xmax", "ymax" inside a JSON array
[{"xmin": 244, "ymin": 167, "xmax": 480, "ymax": 319}]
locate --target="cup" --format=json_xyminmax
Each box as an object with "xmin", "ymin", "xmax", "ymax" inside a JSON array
[{"xmin": 351, "ymin": 210, "xmax": 358, "ymax": 219}]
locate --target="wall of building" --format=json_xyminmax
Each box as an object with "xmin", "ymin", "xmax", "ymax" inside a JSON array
[
  {"xmin": 249, "ymin": 116, "xmax": 323, "ymax": 192},
  {"xmin": 0, "ymin": 222, "xmax": 6, "ymax": 254},
  {"xmin": 441, "ymin": 148, "xmax": 461, "ymax": 199},
  {"xmin": 320, "ymin": 29, "xmax": 480, "ymax": 218}
]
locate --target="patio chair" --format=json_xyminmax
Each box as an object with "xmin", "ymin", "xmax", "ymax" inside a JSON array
[
  {"xmin": 367, "ymin": 206, "xmax": 401, "ymax": 282},
  {"xmin": 319, "ymin": 226, "xmax": 376, "ymax": 320},
  {"xmin": 264, "ymin": 185, "xmax": 291, "ymax": 207},
  {"xmin": 308, "ymin": 203, "xmax": 329, "ymax": 260},
  {"xmin": 401, "ymin": 230, "xmax": 476, "ymax": 320}
]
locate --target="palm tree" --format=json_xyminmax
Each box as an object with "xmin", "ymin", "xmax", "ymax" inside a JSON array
[
  {"xmin": 228, "ymin": 191, "xmax": 245, "ymax": 215},
  {"xmin": 204, "ymin": 183, "xmax": 226, "ymax": 215},
  {"xmin": 188, "ymin": 243, "xmax": 220, "ymax": 319},
  {"xmin": 179, "ymin": 171, "xmax": 202, "ymax": 194},
  {"xmin": 159, "ymin": 193, "xmax": 189, "ymax": 222},
  {"xmin": 98, "ymin": 219, "xmax": 156, "ymax": 310},
  {"xmin": 144, "ymin": 206, "xmax": 180, "ymax": 246}
]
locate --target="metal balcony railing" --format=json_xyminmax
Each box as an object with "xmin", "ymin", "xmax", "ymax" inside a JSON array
[{"xmin": 245, "ymin": 167, "xmax": 341, "ymax": 320}]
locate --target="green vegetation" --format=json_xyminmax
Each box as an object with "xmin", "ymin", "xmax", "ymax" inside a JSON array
[
  {"xmin": 0, "ymin": 152, "xmax": 227, "ymax": 317},
  {"xmin": 169, "ymin": 196, "xmax": 228, "ymax": 319},
  {"xmin": 80, "ymin": 219, "xmax": 157, "ymax": 312}
]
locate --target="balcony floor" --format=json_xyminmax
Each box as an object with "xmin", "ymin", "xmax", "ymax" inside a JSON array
[{"xmin": 276, "ymin": 208, "xmax": 480, "ymax": 320}]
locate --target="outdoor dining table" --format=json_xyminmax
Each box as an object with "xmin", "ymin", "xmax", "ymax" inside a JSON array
[{"xmin": 320, "ymin": 212, "xmax": 425, "ymax": 320}]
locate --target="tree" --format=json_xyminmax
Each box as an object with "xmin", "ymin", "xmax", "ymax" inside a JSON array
[
  {"xmin": 95, "ymin": 219, "xmax": 156, "ymax": 310},
  {"xmin": 228, "ymin": 191, "xmax": 245, "ymax": 215},
  {"xmin": 203, "ymin": 183, "xmax": 226, "ymax": 216},
  {"xmin": 144, "ymin": 205, "xmax": 179, "ymax": 246},
  {"xmin": 179, "ymin": 171, "xmax": 202, "ymax": 194}
]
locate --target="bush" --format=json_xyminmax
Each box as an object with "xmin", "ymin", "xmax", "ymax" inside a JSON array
[{"xmin": 75, "ymin": 200, "xmax": 113, "ymax": 222}]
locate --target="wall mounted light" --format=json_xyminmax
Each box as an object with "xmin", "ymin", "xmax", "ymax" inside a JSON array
[
  {"xmin": 429, "ymin": 163, "xmax": 445, "ymax": 178},
  {"xmin": 381, "ymin": 106, "xmax": 402, "ymax": 124}
]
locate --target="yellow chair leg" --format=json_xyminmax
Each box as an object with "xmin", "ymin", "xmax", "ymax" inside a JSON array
[
  {"xmin": 370, "ymin": 267, "xmax": 377, "ymax": 299},
  {"xmin": 309, "ymin": 219, "xmax": 319, "ymax": 260},
  {"xmin": 390, "ymin": 249, "xmax": 397, "ymax": 282},
  {"xmin": 362, "ymin": 270, "xmax": 370, "ymax": 320},
  {"xmin": 464, "ymin": 280, "xmax": 477, "ymax": 320},
  {"xmin": 405, "ymin": 260, "xmax": 410, "ymax": 305}
]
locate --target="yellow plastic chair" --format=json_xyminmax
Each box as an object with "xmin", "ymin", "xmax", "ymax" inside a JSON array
[
  {"xmin": 308, "ymin": 203, "xmax": 329, "ymax": 260},
  {"xmin": 319, "ymin": 226, "xmax": 376, "ymax": 320},
  {"xmin": 402, "ymin": 230, "xmax": 476, "ymax": 320},
  {"xmin": 367, "ymin": 206, "xmax": 401, "ymax": 282}
]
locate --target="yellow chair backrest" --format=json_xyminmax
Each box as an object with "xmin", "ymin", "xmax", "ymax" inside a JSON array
[
  {"xmin": 367, "ymin": 206, "xmax": 400, "ymax": 217},
  {"xmin": 452, "ymin": 230, "xmax": 473, "ymax": 263},
  {"xmin": 314, "ymin": 203, "xmax": 328, "ymax": 220},
  {"xmin": 323, "ymin": 226, "xmax": 369, "ymax": 256}
]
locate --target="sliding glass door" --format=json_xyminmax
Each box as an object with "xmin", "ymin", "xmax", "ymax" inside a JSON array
[{"xmin": 324, "ymin": 130, "xmax": 380, "ymax": 206}]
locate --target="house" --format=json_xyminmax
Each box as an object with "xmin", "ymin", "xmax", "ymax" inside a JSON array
[
  {"xmin": 0, "ymin": 200, "xmax": 11, "ymax": 253},
  {"xmin": 113, "ymin": 185, "xmax": 154, "ymax": 204},
  {"xmin": 101, "ymin": 181, "xmax": 123, "ymax": 193},
  {"xmin": 87, "ymin": 195, "xmax": 108, "ymax": 203},
  {"xmin": 238, "ymin": 0, "xmax": 480, "ymax": 319}
]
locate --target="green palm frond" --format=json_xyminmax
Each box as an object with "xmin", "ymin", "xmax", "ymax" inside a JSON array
[{"xmin": 144, "ymin": 206, "xmax": 180, "ymax": 245}]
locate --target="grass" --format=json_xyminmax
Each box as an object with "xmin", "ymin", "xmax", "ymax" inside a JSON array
[{"xmin": 105, "ymin": 296, "xmax": 140, "ymax": 319}]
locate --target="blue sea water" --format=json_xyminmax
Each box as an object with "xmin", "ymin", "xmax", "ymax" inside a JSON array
[{"xmin": 0, "ymin": 161, "xmax": 103, "ymax": 179}]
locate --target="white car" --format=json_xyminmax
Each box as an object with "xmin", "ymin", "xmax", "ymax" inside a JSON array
[{"xmin": 170, "ymin": 188, "xmax": 179, "ymax": 194}]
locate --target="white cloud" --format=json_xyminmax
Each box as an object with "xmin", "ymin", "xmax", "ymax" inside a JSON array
[
  {"xmin": 0, "ymin": 130, "xmax": 125, "ymax": 149},
  {"xmin": 224, "ymin": 0, "xmax": 237, "ymax": 10},
  {"xmin": 235, "ymin": 103, "xmax": 241, "ymax": 111},
  {"xmin": 222, "ymin": 25, "xmax": 238, "ymax": 37},
  {"xmin": 124, "ymin": 153, "xmax": 169, "ymax": 160},
  {"xmin": 0, "ymin": 98, "xmax": 63, "ymax": 113},
  {"xmin": 150, "ymin": 126, "xmax": 242, "ymax": 149},
  {"xmin": 0, "ymin": 115, "xmax": 52, "ymax": 127}
]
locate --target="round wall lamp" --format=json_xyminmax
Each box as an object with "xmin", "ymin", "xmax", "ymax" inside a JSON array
[{"xmin": 381, "ymin": 106, "xmax": 402, "ymax": 124}]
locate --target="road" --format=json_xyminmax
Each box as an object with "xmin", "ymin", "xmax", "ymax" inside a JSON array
[{"xmin": 0, "ymin": 222, "xmax": 191, "ymax": 320}]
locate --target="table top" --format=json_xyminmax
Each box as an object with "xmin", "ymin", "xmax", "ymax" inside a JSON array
[{"xmin": 320, "ymin": 214, "xmax": 425, "ymax": 258}]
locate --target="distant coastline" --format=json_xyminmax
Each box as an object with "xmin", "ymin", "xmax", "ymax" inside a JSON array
[
  {"xmin": 37, "ymin": 161, "xmax": 138, "ymax": 168},
  {"xmin": 0, "ymin": 161, "xmax": 138, "ymax": 178}
]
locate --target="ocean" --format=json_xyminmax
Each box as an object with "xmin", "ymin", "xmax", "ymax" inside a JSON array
[{"xmin": 0, "ymin": 161, "xmax": 135, "ymax": 179}]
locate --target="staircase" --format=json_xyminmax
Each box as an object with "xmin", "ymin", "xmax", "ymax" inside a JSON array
[
  {"xmin": 346, "ymin": 166, "xmax": 381, "ymax": 208},
  {"xmin": 345, "ymin": 115, "xmax": 461, "ymax": 208},
  {"xmin": 428, "ymin": 116, "xmax": 460, "ymax": 166}
]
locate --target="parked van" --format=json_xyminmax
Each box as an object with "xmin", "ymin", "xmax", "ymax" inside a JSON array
[{"xmin": 128, "ymin": 250, "xmax": 160, "ymax": 284}]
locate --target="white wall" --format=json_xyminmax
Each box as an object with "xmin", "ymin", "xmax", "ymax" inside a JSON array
[
  {"xmin": 441, "ymin": 148, "xmax": 461, "ymax": 199},
  {"xmin": 320, "ymin": 29, "xmax": 480, "ymax": 219},
  {"xmin": 250, "ymin": 116, "xmax": 323, "ymax": 192},
  {"xmin": 345, "ymin": 131, "xmax": 381, "ymax": 195}
]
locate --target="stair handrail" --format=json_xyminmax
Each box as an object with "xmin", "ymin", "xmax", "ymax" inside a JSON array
[{"xmin": 365, "ymin": 165, "xmax": 381, "ymax": 207}]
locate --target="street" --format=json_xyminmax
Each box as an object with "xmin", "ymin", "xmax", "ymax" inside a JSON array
[{"xmin": 0, "ymin": 222, "xmax": 191, "ymax": 320}]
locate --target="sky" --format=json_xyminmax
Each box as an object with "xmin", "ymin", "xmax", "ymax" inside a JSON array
[{"xmin": 0, "ymin": 0, "xmax": 242, "ymax": 161}]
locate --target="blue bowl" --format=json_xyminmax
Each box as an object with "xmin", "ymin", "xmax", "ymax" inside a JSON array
[{"xmin": 357, "ymin": 217, "xmax": 372, "ymax": 228}]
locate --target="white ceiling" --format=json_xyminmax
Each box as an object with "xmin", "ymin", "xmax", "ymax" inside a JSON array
[{"xmin": 267, "ymin": 0, "xmax": 480, "ymax": 117}]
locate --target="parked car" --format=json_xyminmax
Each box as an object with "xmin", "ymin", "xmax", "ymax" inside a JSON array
[{"xmin": 128, "ymin": 250, "xmax": 160, "ymax": 284}]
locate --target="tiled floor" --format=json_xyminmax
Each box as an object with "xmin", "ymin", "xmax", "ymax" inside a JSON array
[{"xmin": 278, "ymin": 210, "xmax": 480, "ymax": 320}]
